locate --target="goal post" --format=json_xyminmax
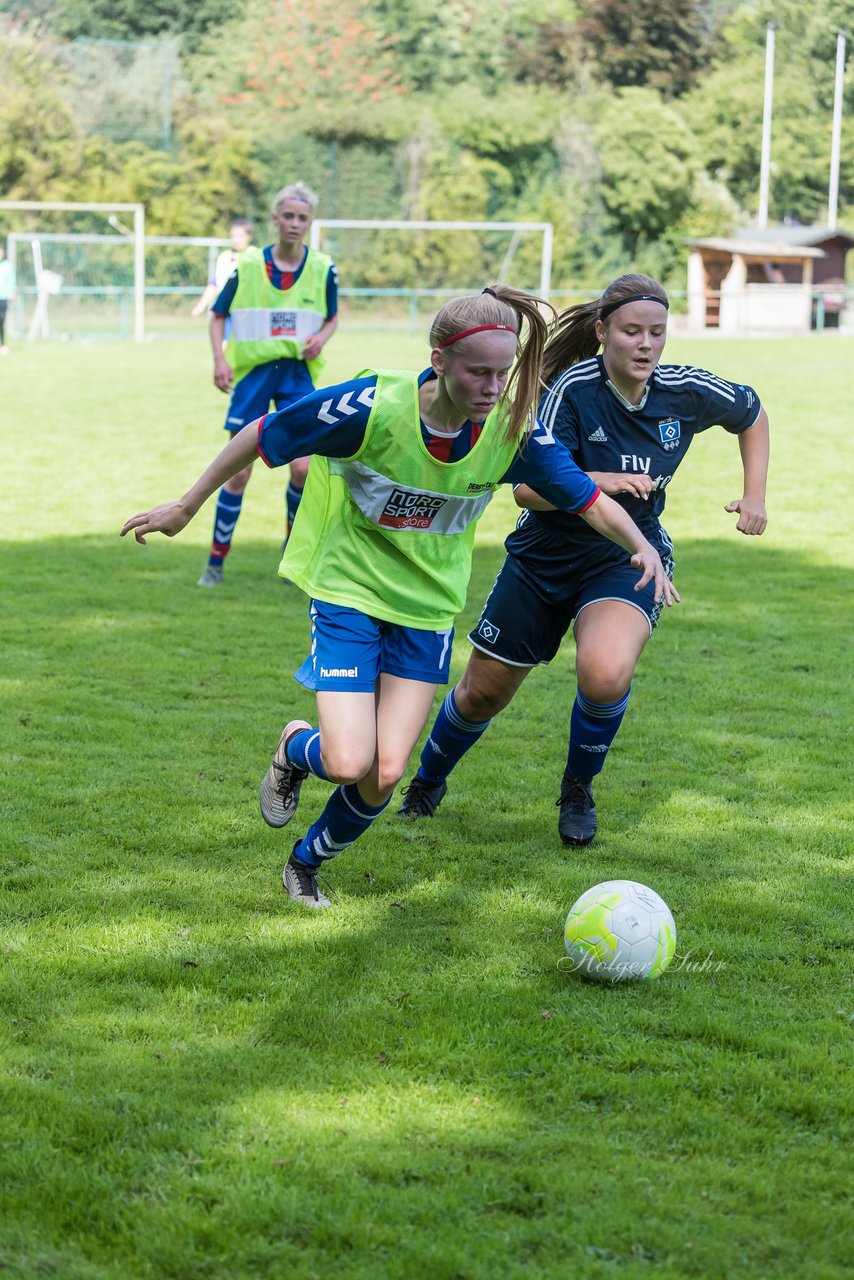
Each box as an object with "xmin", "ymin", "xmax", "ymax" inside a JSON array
[
  {"xmin": 0, "ymin": 201, "xmax": 145, "ymax": 341},
  {"xmin": 309, "ymin": 218, "xmax": 554, "ymax": 308}
]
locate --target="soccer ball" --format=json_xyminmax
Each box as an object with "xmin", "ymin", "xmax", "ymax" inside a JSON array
[{"xmin": 563, "ymin": 880, "xmax": 676, "ymax": 983}]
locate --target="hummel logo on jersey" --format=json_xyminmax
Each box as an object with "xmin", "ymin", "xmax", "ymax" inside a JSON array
[
  {"xmin": 530, "ymin": 419, "xmax": 555, "ymax": 447},
  {"xmin": 320, "ymin": 666, "xmax": 359, "ymax": 678},
  {"xmin": 588, "ymin": 426, "xmax": 608, "ymax": 443},
  {"xmin": 318, "ymin": 386, "xmax": 375, "ymax": 425}
]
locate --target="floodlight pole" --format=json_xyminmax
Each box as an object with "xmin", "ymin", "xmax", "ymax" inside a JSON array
[
  {"xmin": 133, "ymin": 204, "xmax": 145, "ymax": 342},
  {"xmin": 758, "ymin": 22, "xmax": 775, "ymax": 229},
  {"xmin": 540, "ymin": 222, "xmax": 553, "ymax": 303},
  {"xmin": 828, "ymin": 30, "xmax": 847, "ymax": 231}
]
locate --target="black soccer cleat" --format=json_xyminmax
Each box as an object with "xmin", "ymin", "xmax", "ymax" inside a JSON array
[
  {"xmin": 556, "ymin": 775, "xmax": 598, "ymax": 846},
  {"xmin": 397, "ymin": 774, "xmax": 448, "ymax": 818},
  {"xmin": 283, "ymin": 849, "xmax": 332, "ymax": 909}
]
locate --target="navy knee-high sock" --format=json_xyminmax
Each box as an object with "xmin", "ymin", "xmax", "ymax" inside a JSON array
[
  {"xmin": 285, "ymin": 482, "xmax": 303, "ymax": 539},
  {"xmin": 285, "ymin": 728, "xmax": 328, "ymax": 780},
  {"xmin": 209, "ymin": 489, "xmax": 243, "ymax": 566},
  {"xmin": 565, "ymin": 687, "xmax": 631, "ymax": 782},
  {"xmin": 416, "ymin": 687, "xmax": 491, "ymax": 785},
  {"xmin": 293, "ymin": 784, "xmax": 391, "ymax": 868}
]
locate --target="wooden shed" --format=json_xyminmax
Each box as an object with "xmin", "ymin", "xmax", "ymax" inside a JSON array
[{"xmin": 686, "ymin": 225, "xmax": 853, "ymax": 333}]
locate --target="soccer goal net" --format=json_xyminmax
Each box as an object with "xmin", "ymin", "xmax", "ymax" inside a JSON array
[
  {"xmin": 0, "ymin": 201, "xmax": 147, "ymax": 341},
  {"xmin": 309, "ymin": 219, "xmax": 553, "ymax": 331},
  {"xmin": 0, "ymin": 209, "xmax": 554, "ymax": 341},
  {"xmin": 0, "ymin": 202, "xmax": 239, "ymax": 342}
]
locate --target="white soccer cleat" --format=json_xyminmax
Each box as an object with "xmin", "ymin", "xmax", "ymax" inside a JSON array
[
  {"xmin": 197, "ymin": 564, "xmax": 224, "ymax": 588},
  {"xmin": 259, "ymin": 719, "xmax": 312, "ymax": 828}
]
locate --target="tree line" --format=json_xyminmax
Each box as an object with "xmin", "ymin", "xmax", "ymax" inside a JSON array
[{"xmin": 1, "ymin": 0, "xmax": 852, "ymax": 290}]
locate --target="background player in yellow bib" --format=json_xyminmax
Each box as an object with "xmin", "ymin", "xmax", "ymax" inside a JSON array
[
  {"xmin": 198, "ymin": 182, "xmax": 338, "ymax": 587},
  {"xmin": 121, "ymin": 286, "xmax": 677, "ymax": 909}
]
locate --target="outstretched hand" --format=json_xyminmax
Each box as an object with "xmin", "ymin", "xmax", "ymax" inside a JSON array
[
  {"xmin": 631, "ymin": 548, "xmax": 681, "ymax": 608},
  {"xmin": 120, "ymin": 501, "xmax": 192, "ymax": 545},
  {"xmin": 725, "ymin": 498, "xmax": 767, "ymax": 536}
]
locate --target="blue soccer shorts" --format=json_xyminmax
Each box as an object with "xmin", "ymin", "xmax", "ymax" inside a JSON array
[
  {"xmin": 293, "ymin": 599, "xmax": 455, "ymax": 692},
  {"xmin": 468, "ymin": 544, "xmax": 675, "ymax": 668},
  {"xmin": 224, "ymin": 359, "xmax": 314, "ymax": 431}
]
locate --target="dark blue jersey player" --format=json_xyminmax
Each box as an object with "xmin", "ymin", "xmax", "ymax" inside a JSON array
[{"xmin": 398, "ymin": 273, "xmax": 770, "ymax": 845}]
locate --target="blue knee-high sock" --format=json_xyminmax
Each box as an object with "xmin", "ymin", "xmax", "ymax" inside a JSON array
[
  {"xmin": 416, "ymin": 687, "xmax": 491, "ymax": 785},
  {"xmin": 285, "ymin": 482, "xmax": 303, "ymax": 538},
  {"xmin": 209, "ymin": 489, "xmax": 243, "ymax": 565},
  {"xmin": 293, "ymin": 784, "xmax": 391, "ymax": 868},
  {"xmin": 285, "ymin": 728, "xmax": 328, "ymax": 780},
  {"xmin": 566, "ymin": 687, "xmax": 631, "ymax": 782}
]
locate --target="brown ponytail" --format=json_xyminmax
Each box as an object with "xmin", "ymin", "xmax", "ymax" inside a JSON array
[
  {"xmin": 430, "ymin": 284, "xmax": 555, "ymax": 443},
  {"xmin": 542, "ymin": 273, "xmax": 668, "ymax": 385}
]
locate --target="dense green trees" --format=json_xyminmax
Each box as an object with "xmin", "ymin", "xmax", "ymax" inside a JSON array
[
  {"xmin": 1, "ymin": 0, "xmax": 851, "ymax": 289},
  {"xmin": 576, "ymin": 0, "xmax": 709, "ymax": 96},
  {"xmin": 3, "ymin": 0, "xmax": 239, "ymax": 39}
]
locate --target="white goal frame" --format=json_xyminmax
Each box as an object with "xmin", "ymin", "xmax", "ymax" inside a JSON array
[
  {"xmin": 309, "ymin": 219, "xmax": 554, "ymax": 300},
  {"xmin": 0, "ymin": 200, "xmax": 145, "ymax": 341}
]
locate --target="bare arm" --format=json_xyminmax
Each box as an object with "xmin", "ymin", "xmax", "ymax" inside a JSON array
[
  {"xmin": 582, "ymin": 494, "xmax": 678, "ymax": 606},
  {"xmin": 725, "ymin": 408, "xmax": 769, "ymax": 535},
  {"xmin": 514, "ymin": 469, "xmax": 655, "ymax": 511},
  {"xmin": 120, "ymin": 422, "xmax": 261, "ymax": 544},
  {"xmin": 513, "ymin": 483, "xmax": 554, "ymax": 512},
  {"xmin": 191, "ymin": 283, "xmax": 217, "ymax": 317},
  {"xmin": 302, "ymin": 314, "xmax": 338, "ymax": 362},
  {"xmin": 210, "ymin": 313, "xmax": 232, "ymax": 392},
  {"xmin": 512, "ymin": 487, "xmax": 679, "ymax": 607}
]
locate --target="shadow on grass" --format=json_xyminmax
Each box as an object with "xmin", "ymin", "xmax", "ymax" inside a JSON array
[
  {"xmin": 2, "ymin": 530, "xmax": 850, "ymax": 881},
  {"xmin": 2, "ymin": 534, "xmax": 852, "ymax": 1275},
  {"xmin": 2, "ymin": 528, "xmax": 850, "ymax": 940}
]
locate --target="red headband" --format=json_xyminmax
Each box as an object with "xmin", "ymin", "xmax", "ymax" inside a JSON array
[{"xmin": 436, "ymin": 323, "xmax": 517, "ymax": 349}]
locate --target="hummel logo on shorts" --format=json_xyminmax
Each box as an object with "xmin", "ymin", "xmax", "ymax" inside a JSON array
[
  {"xmin": 320, "ymin": 666, "xmax": 359, "ymax": 678},
  {"xmin": 588, "ymin": 426, "xmax": 608, "ymax": 443}
]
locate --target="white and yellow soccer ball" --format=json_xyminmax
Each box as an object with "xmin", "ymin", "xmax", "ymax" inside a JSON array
[{"xmin": 564, "ymin": 880, "xmax": 676, "ymax": 983}]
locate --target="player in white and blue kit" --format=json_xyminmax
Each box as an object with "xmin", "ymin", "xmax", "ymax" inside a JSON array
[
  {"xmin": 191, "ymin": 217, "xmax": 254, "ymax": 320},
  {"xmin": 399, "ymin": 274, "xmax": 770, "ymax": 845}
]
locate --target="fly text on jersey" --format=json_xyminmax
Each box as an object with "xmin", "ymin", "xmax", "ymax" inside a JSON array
[{"xmin": 620, "ymin": 455, "xmax": 672, "ymax": 493}]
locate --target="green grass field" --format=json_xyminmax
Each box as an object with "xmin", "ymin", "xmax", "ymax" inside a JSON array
[{"xmin": 2, "ymin": 330, "xmax": 852, "ymax": 1279}]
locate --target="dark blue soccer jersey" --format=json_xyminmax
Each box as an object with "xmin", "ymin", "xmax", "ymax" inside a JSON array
[{"xmin": 514, "ymin": 356, "xmax": 761, "ymax": 555}]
